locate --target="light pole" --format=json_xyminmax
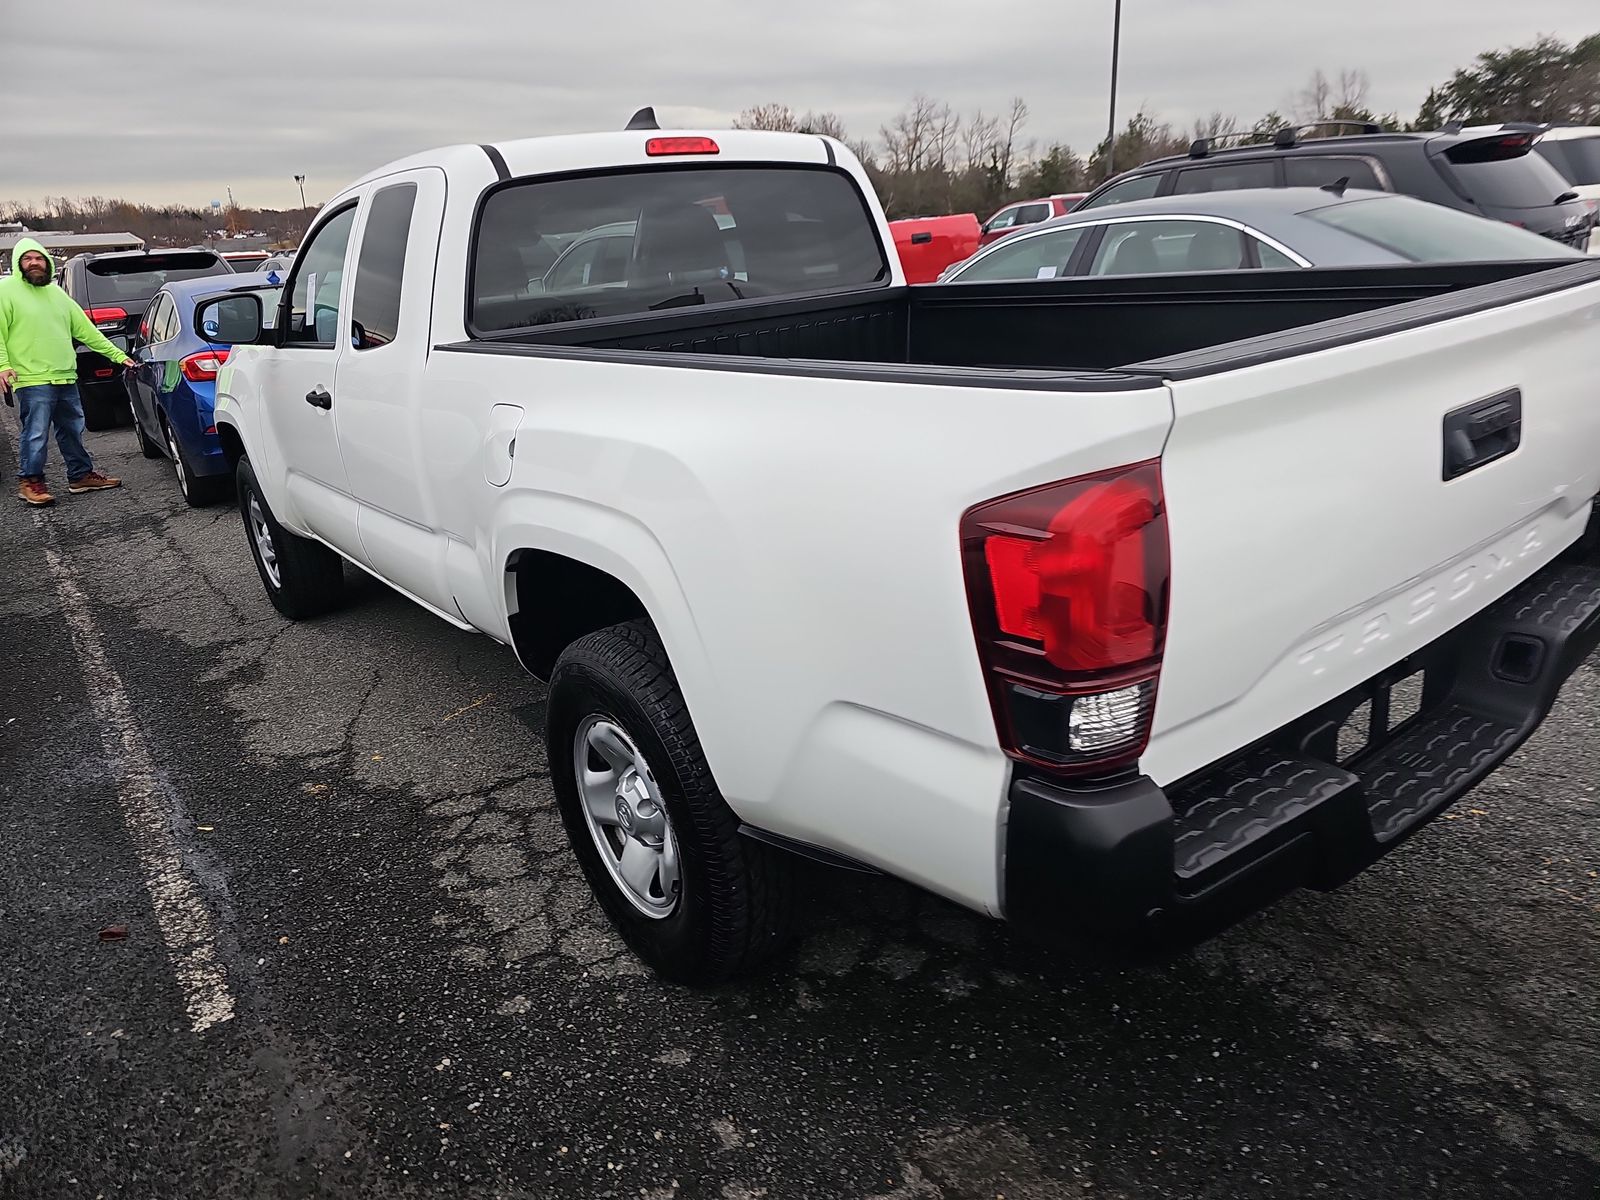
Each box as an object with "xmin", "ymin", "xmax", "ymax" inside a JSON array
[
  {"xmin": 1105, "ymin": 0, "xmax": 1123, "ymax": 179},
  {"xmin": 294, "ymin": 174, "xmax": 307, "ymax": 208}
]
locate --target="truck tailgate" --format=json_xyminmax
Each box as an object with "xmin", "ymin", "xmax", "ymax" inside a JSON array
[{"xmin": 1144, "ymin": 266, "xmax": 1600, "ymax": 786}]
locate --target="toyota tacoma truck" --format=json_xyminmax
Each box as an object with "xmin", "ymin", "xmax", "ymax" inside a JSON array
[{"xmin": 197, "ymin": 115, "xmax": 1600, "ymax": 984}]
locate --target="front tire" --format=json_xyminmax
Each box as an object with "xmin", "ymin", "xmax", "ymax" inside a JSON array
[
  {"xmin": 132, "ymin": 409, "xmax": 163, "ymax": 459},
  {"xmin": 547, "ymin": 620, "xmax": 795, "ymax": 985},
  {"xmin": 235, "ymin": 457, "xmax": 345, "ymax": 619}
]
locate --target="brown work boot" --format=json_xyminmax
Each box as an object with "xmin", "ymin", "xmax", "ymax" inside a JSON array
[
  {"xmin": 67, "ymin": 471, "xmax": 122, "ymax": 494},
  {"xmin": 18, "ymin": 477, "xmax": 55, "ymax": 507}
]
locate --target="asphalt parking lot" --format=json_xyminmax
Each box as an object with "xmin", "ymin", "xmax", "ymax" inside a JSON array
[{"xmin": 1, "ymin": 419, "xmax": 1597, "ymax": 1200}]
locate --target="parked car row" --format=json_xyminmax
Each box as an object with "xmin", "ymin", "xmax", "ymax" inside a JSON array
[
  {"xmin": 904, "ymin": 121, "xmax": 1599, "ymax": 284},
  {"xmin": 57, "ymin": 245, "xmax": 296, "ymax": 430},
  {"xmin": 937, "ymin": 187, "xmax": 1586, "ymax": 283},
  {"xmin": 142, "ymin": 118, "xmax": 1600, "ymax": 987}
]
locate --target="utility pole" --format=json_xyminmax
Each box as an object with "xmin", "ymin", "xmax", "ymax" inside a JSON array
[
  {"xmin": 1105, "ymin": 0, "xmax": 1123, "ymax": 179},
  {"xmin": 294, "ymin": 174, "xmax": 307, "ymax": 208}
]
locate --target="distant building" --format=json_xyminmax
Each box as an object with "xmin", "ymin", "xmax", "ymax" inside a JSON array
[{"xmin": 0, "ymin": 226, "xmax": 144, "ymax": 272}]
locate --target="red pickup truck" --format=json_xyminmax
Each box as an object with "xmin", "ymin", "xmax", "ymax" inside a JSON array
[{"xmin": 889, "ymin": 213, "xmax": 982, "ymax": 283}]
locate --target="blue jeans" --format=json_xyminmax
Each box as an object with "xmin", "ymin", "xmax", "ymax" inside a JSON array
[{"xmin": 14, "ymin": 383, "xmax": 95, "ymax": 482}]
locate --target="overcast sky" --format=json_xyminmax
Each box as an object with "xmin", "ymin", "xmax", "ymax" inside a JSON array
[{"xmin": 3, "ymin": 0, "xmax": 1593, "ymax": 210}]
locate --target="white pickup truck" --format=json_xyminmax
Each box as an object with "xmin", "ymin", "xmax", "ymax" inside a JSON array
[{"xmin": 199, "ymin": 115, "xmax": 1600, "ymax": 984}]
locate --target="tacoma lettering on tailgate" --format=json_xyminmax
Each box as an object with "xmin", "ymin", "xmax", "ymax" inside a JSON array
[{"xmin": 1295, "ymin": 521, "xmax": 1547, "ymax": 679}]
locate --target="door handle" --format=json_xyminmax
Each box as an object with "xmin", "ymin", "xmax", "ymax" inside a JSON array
[
  {"xmin": 305, "ymin": 387, "xmax": 333, "ymax": 410},
  {"xmin": 1443, "ymin": 389, "xmax": 1521, "ymax": 480},
  {"xmin": 910, "ymin": 231, "xmax": 933, "ymax": 245}
]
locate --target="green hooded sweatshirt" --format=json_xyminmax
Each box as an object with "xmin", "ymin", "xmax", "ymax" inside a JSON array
[{"xmin": 0, "ymin": 237, "xmax": 131, "ymax": 388}]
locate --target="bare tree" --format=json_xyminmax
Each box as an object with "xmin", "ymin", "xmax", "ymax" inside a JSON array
[
  {"xmin": 1336, "ymin": 68, "xmax": 1371, "ymax": 114},
  {"xmin": 1295, "ymin": 69, "xmax": 1334, "ymax": 122},
  {"xmin": 733, "ymin": 103, "xmax": 848, "ymax": 139},
  {"xmin": 963, "ymin": 109, "xmax": 1000, "ymax": 173},
  {"xmin": 880, "ymin": 94, "xmax": 941, "ymax": 174},
  {"xmin": 733, "ymin": 103, "xmax": 802, "ymax": 131},
  {"xmin": 1191, "ymin": 110, "xmax": 1236, "ymax": 141}
]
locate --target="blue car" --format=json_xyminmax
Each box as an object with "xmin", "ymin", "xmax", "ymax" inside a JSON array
[{"xmin": 127, "ymin": 272, "xmax": 282, "ymax": 505}]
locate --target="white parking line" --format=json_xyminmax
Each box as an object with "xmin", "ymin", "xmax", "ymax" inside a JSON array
[{"xmin": 38, "ymin": 522, "xmax": 236, "ymax": 1034}]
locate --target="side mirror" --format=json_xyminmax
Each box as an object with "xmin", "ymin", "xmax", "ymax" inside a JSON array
[{"xmin": 196, "ymin": 293, "xmax": 265, "ymax": 346}]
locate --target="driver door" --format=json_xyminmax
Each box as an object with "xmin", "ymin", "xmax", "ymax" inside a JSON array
[{"xmin": 255, "ymin": 202, "xmax": 365, "ymax": 556}]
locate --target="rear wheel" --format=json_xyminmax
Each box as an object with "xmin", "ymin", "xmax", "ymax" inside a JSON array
[
  {"xmin": 547, "ymin": 620, "xmax": 795, "ymax": 985},
  {"xmin": 162, "ymin": 413, "xmax": 226, "ymax": 507},
  {"xmin": 235, "ymin": 457, "xmax": 345, "ymax": 619}
]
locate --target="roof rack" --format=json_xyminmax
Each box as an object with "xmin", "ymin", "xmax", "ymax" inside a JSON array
[
  {"xmin": 1188, "ymin": 118, "xmax": 1386, "ymax": 158},
  {"xmin": 1187, "ymin": 129, "xmax": 1270, "ymax": 158}
]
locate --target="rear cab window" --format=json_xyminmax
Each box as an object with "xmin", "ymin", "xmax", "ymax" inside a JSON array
[
  {"xmin": 350, "ymin": 183, "xmax": 418, "ymax": 350},
  {"xmin": 469, "ymin": 166, "xmax": 888, "ymax": 333},
  {"xmin": 86, "ymin": 252, "xmax": 231, "ymax": 305}
]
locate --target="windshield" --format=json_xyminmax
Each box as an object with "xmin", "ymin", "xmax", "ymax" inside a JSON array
[
  {"xmin": 1305, "ymin": 195, "xmax": 1584, "ymax": 262},
  {"xmin": 1537, "ymin": 135, "xmax": 1600, "ymax": 186},
  {"xmin": 1440, "ymin": 142, "xmax": 1577, "ymax": 209},
  {"xmin": 86, "ymin": 253, "xmax": 230, "ymax": 304},
  {"xmin": 470, "ymin": 165, "xmax": 888, "ymax": 332}
]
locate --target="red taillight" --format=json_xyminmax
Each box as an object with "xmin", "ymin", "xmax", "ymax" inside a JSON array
[
  {"xmin": 93, "ymin": 368, "xmax": 115, "ymax": 379},
  {"xmin": 645, "ymin": 136, "xmax": 719, "ymax": 156},
  {"xmin": 86, "ymin": 306, "xmax": 127, "ymax": 329},
  {"xmin": 179, "ymin": 349, "xmax": 230, "ymax": 382},
  {"xmin": 962, "ymin": 461, "xmax": 1170, "ymax": 774}
]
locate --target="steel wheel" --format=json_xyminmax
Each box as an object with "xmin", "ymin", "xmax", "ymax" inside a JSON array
[
  {"xmin": 248, "ymin": 493, "xmax": 281, "ymax": 588},
  {"xmin": 573, "ymin": 715, "xmax": 681, "ymax": 918}
]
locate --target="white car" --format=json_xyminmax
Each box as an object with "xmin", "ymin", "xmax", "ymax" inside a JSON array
[
  {"xmin": 200, "ymin": 120, "xmax": 1600, "ymax": 984},
  {"xmin": 1535, "ymin": 126, "xmax": 1600, "ymax": 253}
]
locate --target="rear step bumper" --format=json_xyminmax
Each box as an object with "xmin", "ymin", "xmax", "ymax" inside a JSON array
[{"xmin": 1003, "ymin": 555, "xmax": 1600, "ymax": 957}]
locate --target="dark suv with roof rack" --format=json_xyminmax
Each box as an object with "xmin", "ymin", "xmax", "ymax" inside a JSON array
[{"xmin": 1077, "ymin": 120, "xmax": 1594, "ymax": 252}]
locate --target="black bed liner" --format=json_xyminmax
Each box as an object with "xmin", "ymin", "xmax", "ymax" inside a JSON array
[{"xmin": 438, "ymin": 258, "xmax": 1600, "ymax": 387}]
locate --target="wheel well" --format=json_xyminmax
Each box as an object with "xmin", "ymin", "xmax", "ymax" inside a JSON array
[
  {"xmin": 506, "ymin": 550, "xmax": 650, "ymax": 680},
  {"xmin": 216, "ymin": 424, "xmax": 246, "ymax": 468}
]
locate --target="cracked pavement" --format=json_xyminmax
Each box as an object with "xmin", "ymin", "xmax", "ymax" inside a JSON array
[{"xmin": 1, "ymin": 422, "xmax": 1597, "ymax": 1199}]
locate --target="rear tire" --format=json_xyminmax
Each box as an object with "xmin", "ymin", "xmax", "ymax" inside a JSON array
[
  {"xmin": 163, "ymin": 413, "xmax": 227, "ymax": 507},
  {"xmin": 547, "ymin": 620, "xmax": 795, "ymax": 985},
  {"xmin": 235, "ymin": 457, "xmax": 345, "ymax": 619}
]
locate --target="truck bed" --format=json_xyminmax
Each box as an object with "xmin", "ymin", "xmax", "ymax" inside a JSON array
[{"xmin": 445, "ymin": 260, "xmax": 1600, "ymax": 383}]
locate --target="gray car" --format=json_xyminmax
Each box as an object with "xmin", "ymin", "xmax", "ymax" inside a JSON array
[{"xmin": 939, "ymin": 187, "xmax": 1585, "ymax": 283}]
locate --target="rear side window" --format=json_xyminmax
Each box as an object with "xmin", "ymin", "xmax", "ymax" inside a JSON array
[
  {"xmin": 1305, "ymin": 195, "xmax": 1583, "ymax": 262},
  {"xmin": 350, "ymin": 183, "xmax": 417, "ymax": 350},
  {"xmin": 1089, "ymin": 220, "xmax": 1247, "ymax": 275},
  {"xmin": 1172, "ymin": 160, "xmax": 1277, "ymax": 194},
  {"xmin": 86, "ymin": 252, "xmax": 230, "ymax": 304},
  {"xmin": 1284, "ymin": 157, "xmax": 1384, "ymax": 191},
  {"xmin": 955, "ymin": 226, "xmax": 1087, "ymax": 281},
  {"xmin": 1078, "ymin": 173, "xmax": 1163, "ymax": 210},
  {"xmin": 470, "ymin": 166, "xmax": 888, "ymax": 332},
  {"xmin": 1440, "ymin": 140, "xmax": 1575, "ymax": 209}
]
